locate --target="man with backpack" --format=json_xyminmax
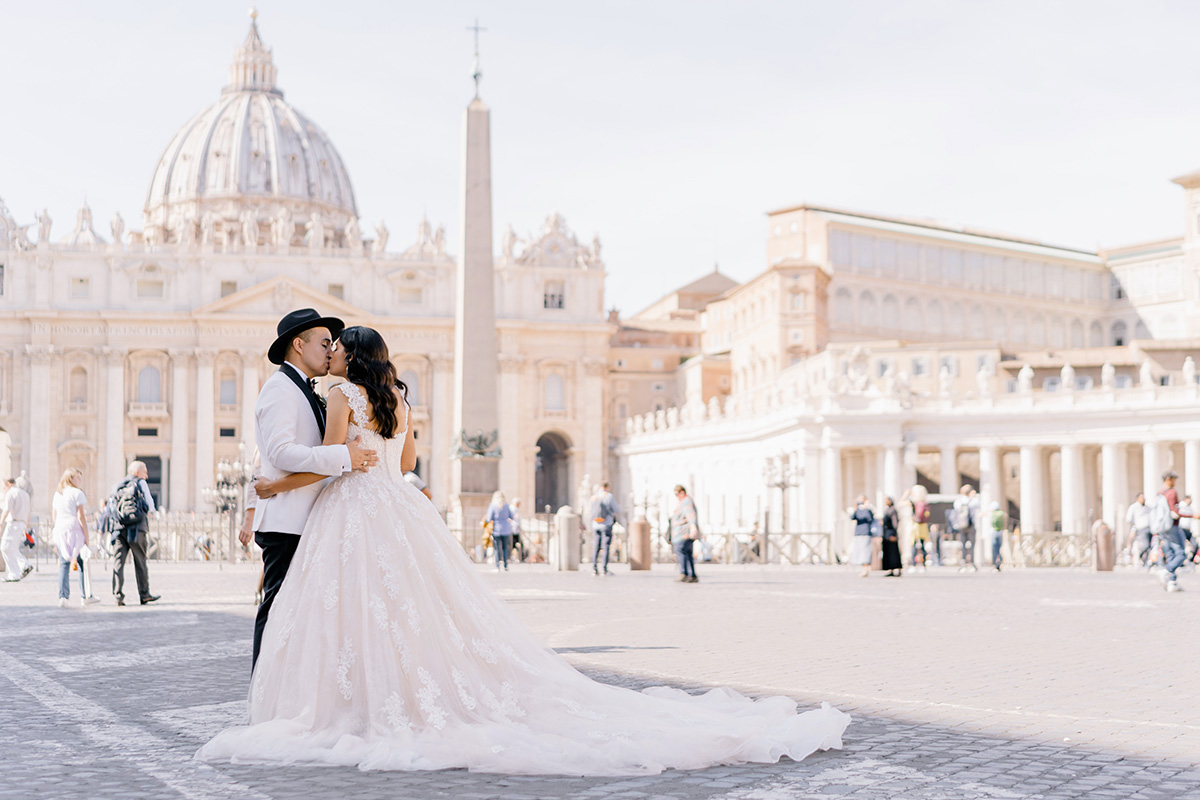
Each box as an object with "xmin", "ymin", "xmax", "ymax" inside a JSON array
[
  {"xmin": 1150, "ymin": 470, "xmax": 1190, "ymax": 593},
  {"xmin": 109, "ymin": 461, "xmax": 160, "ymax": 606},
  {"xmin": 590, "ymin": 481, "xmax": 619, "ymax": 576}
]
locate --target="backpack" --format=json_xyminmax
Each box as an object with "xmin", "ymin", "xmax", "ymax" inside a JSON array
[
  {"xmin": 110, "ymin": 478, "xmax": 148, "ymax": 528},
  {"xmin": 1149, "ymin": 492, "xmax": 1174, "ymax": 535}
]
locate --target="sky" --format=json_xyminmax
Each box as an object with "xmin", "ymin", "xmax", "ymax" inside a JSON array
[{"xmin": 4, "ymin": 1, "xmax": 1200, "ymax": 314}]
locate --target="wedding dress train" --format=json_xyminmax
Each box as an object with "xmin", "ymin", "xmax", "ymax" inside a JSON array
[{"xmin": 199, "ymin": 383, "xmax": 849, "ymax": 775}]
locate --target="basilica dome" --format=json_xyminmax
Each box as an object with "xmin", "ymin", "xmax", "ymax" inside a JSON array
[{"xmin": 143, "ymin": 16, "xmax": 358, "ymax": 246}]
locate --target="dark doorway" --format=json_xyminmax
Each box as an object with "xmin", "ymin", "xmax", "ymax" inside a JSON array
[
  {"xmin": 137, "ymin": 455, "xmax": 163, "ymax": 508},
  {"xmin": 534, "ymin": 432, "xmax": 571, "ymax": 514}
]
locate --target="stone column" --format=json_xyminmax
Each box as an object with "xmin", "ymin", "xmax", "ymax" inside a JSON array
[
  {"xmin": 168, "ymin": 350, "xmax": 191, "ymax": 511},
  {"xmin": 194, "ymin": 349, "xmax": 216, "ymax": 505},
  {"xmin": 430, "ymin": 353, "xmax": 454, "ymax": 510},
  {"xmin": 822, "ymin": 430, "xmax": 844, "ymax": 558},
  {"xmin": 939, "ymin": 444, "xmax": 958, "ymax": 494},
  {"xmin": 1101, "ymin": 443, "xmax": 1124, "ymax": 534},
  {"xmin": 26, "ymin": 346, "xmax": 53, "ymax": 509},
  {"xmin": 1060, "ymin": 443, "xmax": 1082, "ymax": 534},
  {"xmin": 882, "ymin": 444, "xmax": 902, "ymax": 502},
  {"xmin": 1186, "ymin": 441, "xmax": 1200, "ymax": 511},
  {"xmin": 978, "ymin": 444, "xmax": 1002, "ymax": 565},
  {"xmin": 102, "ymin": 347, "xmax": 126, "ymax": 494},
  {"xmin": 1019, "ymin": 445, "xmax": 1045, "ymax": 533},
  {"xmin": 582, "ymin": 357, "xmax": 606, "ymax": 483},
  {"xmin": 497, "ymin": 354, "xmax": 525, "ymax": 497},
  {"xmin": 1143, "ymin": 441, "xmax": 1162, "ymax": 501},
  {"xmin": 240, "ymin": 350, "xmax": 259, "ymax": 452}
]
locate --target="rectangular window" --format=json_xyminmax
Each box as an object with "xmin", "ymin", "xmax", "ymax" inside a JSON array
[
  {"xmin": 940, "ymin": 355, "xmax": 959, "ymax": 377},
  {"xmin": 789, "ymin": 292, "xmax": 807, "ymax": 311},
  {"xmin": 220, "ymin": 280, "xmax": 237, "ymax": 297},
  {"xmin": 0, "ymin": 264, "xmax": 5, "ymax": 296},
  {"xmin": 397, "ymin": 288, "xmax": 423, "ymax": 304},
  {"xmin": 829, "ymin": 230, "xmax": 852, "ymax": 267},
  {"xmin": 219, "ymin": 427, "xmax": 237, "ymax": 438},
  {"xmin": 922, "ymin": 246, "xmax": 942, "ymax": 283},
  {"xmin": 543, "ymin": 281, "xmax": 565, "ymax": 309},
  {"xmin": 852, "ymin": 234, "xmax": 876, "ymax": 272},
  {"xmin": 327, "ymin": 283, "xmax": 345, "ymax": 300},
  {"xmin": 911, "ymin": 357, "xmax": 928, "ymax": 377},
  {"xmin": 70, "ymin": 277, "xmax": 90, "ymax": 299},
  {"xmin": 899, "ymin": 243, "xmax": 921, "ymax": 280},
  {"xmin": 1110, "ymin": 274, "xmax": 1125, "ymax": 300},
  {"xmin": 877, "ymin": 239, "xmax": 897, "ymax": 273},
  {"xmin": 137, "ymin": 279, "xmax": 165, "ymax": 299},
  {"xmin": 137, "ymin": 427, "xmax": 158, "ymax": 437},
  {"xmin": 219, "ymin": 378, "xmax": 237, "ymax": 405},
  {"xmin": 943, "ymin": 249, "xmax": 963, "ymax": 283}
]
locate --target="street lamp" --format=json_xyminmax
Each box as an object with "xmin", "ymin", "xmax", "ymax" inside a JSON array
[
  {"xmin": 202, "ymin": 441, "xmax": 256, "ymax": 562},
  {"xmin": 762, "ymin": 453, "xmax": 803, "ymax": 563}
]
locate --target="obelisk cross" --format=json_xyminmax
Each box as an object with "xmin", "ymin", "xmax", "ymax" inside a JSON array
[{"xmin": 467, "ymin": 18, "xmax": 487, "ymax": 98}]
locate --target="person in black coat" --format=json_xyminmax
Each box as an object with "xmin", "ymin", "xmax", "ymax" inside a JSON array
[{"xmin": 881, "ymin": 496, "xmax": 903, "ymax": 577}]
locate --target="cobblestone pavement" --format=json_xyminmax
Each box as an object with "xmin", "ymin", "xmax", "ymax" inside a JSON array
[{"xmin": 1, "ymin": 559, "xmax": 1197, "ymax": 799}]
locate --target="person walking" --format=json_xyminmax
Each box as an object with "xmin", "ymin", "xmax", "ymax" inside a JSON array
[
  {"xmin": 669, "ymin": 485, "xmax": 699, "ymax": 583},
  {"xmin": 484, "ymin": 491, "xmax": 514, "ymax": 572},
  {"xmin": 590, "ymin": 481, "xmax": 618, "ymax": 576},
  {"xmin": 880, "ymin": 497, "xmax": 902, "ymax": 577},
  {"xmin": 1151, "ymin": 471, "xmax": 1192, "ymax": 592},
  {"xmin": 508, "ymin": 498, "xmax": 525, "ymax": 562},
  {"xmin": 1125, "ymin": 492, "xmax": 1151, "ymax": 567},
  {"xmin": 52, "ymin": 469, "xmax": 95, "ymax": 608},
  {"xmin": 911, "ymin": 490, "xmax": 931, "ymax": 570},
  {"xmin": 849, "ymin": 495, "xmax": 874, "ymax": 578},
  {"xmin": 0, "ymin": 476, "xmax": 32, "ymax": 582},
  {"xmin": 110, "ymin": 461, "xmax": 160, "ymax": 607},
  {"xmin": 988, "ymin": 501, "xmax": 1006, "ymax": 570}
]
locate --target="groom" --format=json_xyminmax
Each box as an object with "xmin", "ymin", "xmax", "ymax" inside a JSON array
[{"xmin": 251, "ymin": 308, "xmax": 377, "ymax": 668}]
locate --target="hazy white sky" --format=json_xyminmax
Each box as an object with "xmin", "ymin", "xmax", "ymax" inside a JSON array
[{"xmin": 4, "ymin": 1, "xmax": 1200, "ymax": 313}]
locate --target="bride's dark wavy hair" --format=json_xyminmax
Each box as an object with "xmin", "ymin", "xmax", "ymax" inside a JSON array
[{"xmin": 338, "ymin": 326, "xmax": 407, "ymax": 439}]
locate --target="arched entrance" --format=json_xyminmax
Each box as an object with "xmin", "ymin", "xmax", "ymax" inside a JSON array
[{"xmin": 535, "ymin": 432, "xmax": 571, "ymax": 514}]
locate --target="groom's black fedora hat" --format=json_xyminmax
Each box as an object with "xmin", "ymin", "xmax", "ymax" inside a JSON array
[{"xmin": 268, "ymin": 308, "xmax": 345, "ymax": 365}]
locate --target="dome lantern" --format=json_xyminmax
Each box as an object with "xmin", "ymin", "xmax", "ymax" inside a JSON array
[{"xmin": 227, "ymin": 10, "xmax": 279, "ymax": 96}]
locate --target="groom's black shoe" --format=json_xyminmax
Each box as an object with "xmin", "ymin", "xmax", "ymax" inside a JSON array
[{"xmin": 140, "ymin": 595, "xmax": 161, "ymax": 605}]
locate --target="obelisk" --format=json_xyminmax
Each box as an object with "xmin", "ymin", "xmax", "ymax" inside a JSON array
[{"xmin": 449, "ymin": 28, "xmax": 500, "ymax": 536}]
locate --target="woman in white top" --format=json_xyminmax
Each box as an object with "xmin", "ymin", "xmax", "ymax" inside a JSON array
[{"xmin": 52, "ymin": 468, "xmax": 92, "ymax": 608}]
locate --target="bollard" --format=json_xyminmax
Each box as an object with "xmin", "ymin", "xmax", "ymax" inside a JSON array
[
  {"xmin": 1092, "ymin": 519, "xmax": 1114, "ymax": 571},
  {"xmin": 629, "ymin": 516, "xmax": 652, "ymax": 570},
  {"xmin": 551, "ymin": 506, "xmax": 580, "ymax": 571}
]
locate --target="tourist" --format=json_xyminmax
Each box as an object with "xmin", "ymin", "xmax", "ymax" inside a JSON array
[
  {"xmin": 509, "ymin": 498, "xmax": 524, "ymax": 562},
  {"xmin": 988, "ymin": 501, "xmax": 1006, "ymax": 570},
  {"xmin": 954, "ymin": 485, "xmax": 978, "ymax": 571},
  {"xmin": 911, "ymin": 488, "xmax": 931, "ymax": 569},
  {"xmin": 1180, "ymin": 494, "xmax": 1195, "ymax": 561},
  {"xmin": 1125, "ymin": 492, "xmax": 1151, "ymax": 567},
  {"xmin": 669, "ymin": 485, "xmax": 699, "ymax": 583},
  {"xmin": 110, "ymin": 461, "xmax": 161, "ymax": 607},
  {"xmin": 52, "ymin": 468, "xmax": 94, "ymax": 608},
  {"xmin": 0, "ymin": 476, "xmax": 32, "ymax": 582},
  {"xmin": 483, "ymin": 491, "xmax": 514, "ymax": 572},
  {"xmin": 589, "ymin": 481, "xmax": 618, "ymax": 576},
  {"xmin": 880, "ymin": 496, "xmax": 902, "ymax": 577},
  {"xmin": 1151, "ymin": 471, "xmax": 1190, "ymax": 592},
  {"xmin": 849, "ymin": 495, "xmax": 874, "ymax": 578}
]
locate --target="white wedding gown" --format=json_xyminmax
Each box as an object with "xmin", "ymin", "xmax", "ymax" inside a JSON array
[{"xmin": 199, "ymin": 382, "xmax": 849, "ymax": 776}]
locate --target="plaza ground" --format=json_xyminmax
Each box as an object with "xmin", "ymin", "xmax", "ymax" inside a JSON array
[{"xmin": 0, "ymin": 559, "xmax": 1197, "ymax": 799}]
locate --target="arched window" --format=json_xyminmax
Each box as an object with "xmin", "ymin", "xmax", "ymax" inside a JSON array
[
  {"xmin": 69, "ymin": 367, "xmax": 87, "ymax": 405},
  {"xmin": 1048, "ymin": 318, "xmax": 1065, "ymax": 348},
  {"xmin": 544, "ymin": 374, "xmax": 564, "ymax": 412},
  {"xmin": 968, "ymin": 305, "xmax": 986, "ymax": 339},
  {"xmin": 926, "ymin": 299, "xmax": 944, "ymax": 336},
  {"xmin": 1089, "ymin": 321, "xmax": 1104, "ymax": 347},
  {"xmin": 833, "ymin": 288, "xmax": 853, "ymax": 325},
  {"xmin": 1111, "ymin": 320, "xmax": 1127, "ymax": 347},
  {"xmin": 219, "ymin": 370, "xmax": 237, "ymax": 405},
  {"xmin": 1134, "ymin": 320, "xmax": 1149, "ymax": 340},
  {"xmin": 991, "ymin": 310, "xmax": 1006, "ymax": 343},
  {"xmin": 1030, "ymin": 315, "xmax": 1046, "ymax": 346},
  {"xmin": 903, "ymin": 297, "xmax": 922, "ymax": 334},
  {"xmin": 946, "ymin": 303, "xmax": 965, "ymax": 336},
  {"xmin": 1011, "ymin": 313, "xmax": 1026, "ymax": 343},
  {"xmin": 858, "ymin": 291, "xmax": 877, "ymax": 329},
  {"xmin": 1069, "ymin": 319, "xmax": 1084, "ymax": 349},
  {"xmin": 881, "ymin": 294, "xmax": 899, "ymax": 329},
  {"xmin": 400, "ymin": 369, "xmax": 420, "ymax": 405},
  {"xmin": 137, "ymin": 366, "xmax": 161, "ymax": 403}
]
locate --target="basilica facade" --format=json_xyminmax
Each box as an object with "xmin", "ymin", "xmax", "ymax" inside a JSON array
[{"xmin": 0, "ymin": 19, "xmax": 608, "ymax": 517}]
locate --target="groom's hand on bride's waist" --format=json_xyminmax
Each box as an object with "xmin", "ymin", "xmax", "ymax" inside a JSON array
[{"xmin": 348, "ymin": 436, "xmax": 378, "ymax": 472}]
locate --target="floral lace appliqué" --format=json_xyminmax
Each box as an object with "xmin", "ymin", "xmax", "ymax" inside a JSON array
[
  {"xmin": 336, "ymin": 637, "xmax": 356, "ymax": 700},
  {"xmin": 416, "ymin": 667, "xmax": 447, "ymax": 730}
]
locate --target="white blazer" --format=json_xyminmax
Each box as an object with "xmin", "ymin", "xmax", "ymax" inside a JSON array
[{"xmin": 252, "ymin": 367, "xmax": 351, "ymax": 535}]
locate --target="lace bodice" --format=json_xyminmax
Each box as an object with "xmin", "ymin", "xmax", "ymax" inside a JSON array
[{"xmin": 334, "ymin": 382, "xmax": 409, "ymax": 483}]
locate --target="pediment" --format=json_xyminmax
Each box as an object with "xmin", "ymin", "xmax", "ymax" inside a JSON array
[{"xmin": 193, "ymin": 275, "xmax": 368, "ymax": 319}]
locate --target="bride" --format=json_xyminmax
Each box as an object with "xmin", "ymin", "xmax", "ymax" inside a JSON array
[{"xmin": 199, "ymin": 326, "xmax": 849, "ymax": 776}]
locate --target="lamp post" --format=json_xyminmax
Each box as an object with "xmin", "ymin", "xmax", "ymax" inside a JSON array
[
  {"xmin": 202, "ymin": 441, "xmax": 255, "ymax": 563},
  {"xmin": 762, "ymin": 453, "xmax": 803, "ymax": 564}
]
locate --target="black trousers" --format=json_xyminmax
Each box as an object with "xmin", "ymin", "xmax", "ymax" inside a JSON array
[
  {"xmin": 253, "ymin": 531, "xmax": 300, "ymax": 669},
  {"xmin": 112, "ymin": 531, "xmax": 150, "ymax": 601}
]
